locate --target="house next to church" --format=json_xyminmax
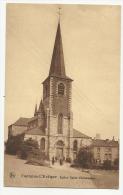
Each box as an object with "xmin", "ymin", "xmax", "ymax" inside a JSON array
[
  {"xmin": 90, "ymin": 138, "xmax": 119, "ymax": 165},
  {"xmin": 8, "ymin": 21, "xmax": 92, "ymax": 161}
]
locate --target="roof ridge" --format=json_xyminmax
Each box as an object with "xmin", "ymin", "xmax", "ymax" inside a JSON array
[{"xmin": 73, "ymin": 128, "xmax": 91, "ymax": 138}]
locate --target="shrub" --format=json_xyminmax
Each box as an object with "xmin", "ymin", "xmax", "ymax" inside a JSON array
[
  {"xmin": 18, "ymin": 138, "xmax": 39, "ymax": 160},
  {"xmin": 114, "ymin": 158, "xmax": 119, "ymax": 166},
  {"xmin": 113, "ymin": 158, "xmax": 119, "ymax": 170},
  {"xmin": 26, "ymin": 158, "xmax": 50, "ymax": 167},
  {"xmin": 92, "ymin": 164, "xmax": 103, "ymax": 170},
  {"xmin": 70, "ymin": 163, "xmax": 78, "ymax": 168},
  {"xmin": 103, "ymin": 160, "xmax": 112, "ymax": 170}
]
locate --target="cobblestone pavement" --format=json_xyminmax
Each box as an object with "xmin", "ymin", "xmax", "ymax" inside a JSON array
[{"xmin": 4, "ymin": 155, "xmax": 96, "ymax": 188}]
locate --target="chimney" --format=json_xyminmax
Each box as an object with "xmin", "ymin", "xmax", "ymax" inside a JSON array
[
  {"xmin": 95, "ymin": 133, "xmax": 101, "ymax": 140},
  {"xmin": 112, "ymin": 136, "xmax": 115, "ymax": 141}
]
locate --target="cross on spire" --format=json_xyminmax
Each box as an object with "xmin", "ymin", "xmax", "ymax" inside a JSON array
[
  {"xmin": 48, "ymin": 7, "xmax": 73, "ymax": 81},
  {"xmin": 57, "ymin": 7, "xmax": 62, "ymax": 22}
]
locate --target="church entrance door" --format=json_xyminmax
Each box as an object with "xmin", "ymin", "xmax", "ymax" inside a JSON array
[
  {"xmin": 56, "ymin": 148, "xmax": 63, "ymax": 159},
  {"xmin": 55, "ymin": 140, "xmax": 64, "ymax": 160}
]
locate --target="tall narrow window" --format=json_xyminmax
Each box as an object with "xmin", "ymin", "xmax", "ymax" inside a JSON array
[
  {"xmin": 40, "ymin": 138, "xmax": 45, "ymax": 150},
  {"xmin": 58, "ymin": 83, "xmax": 64, "ymax": 95},
  {"xmin": 73, "ymin": 140, "xmax": 78, "ymax": 151},
  {"xmin": 58, "ymin": 113, "xmax": 63, "ymax": 134}
]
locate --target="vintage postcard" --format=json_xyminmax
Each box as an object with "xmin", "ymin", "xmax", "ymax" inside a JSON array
[{"xmin": 4, "ymin": 3, "xmax": 121, "ymax": 188}]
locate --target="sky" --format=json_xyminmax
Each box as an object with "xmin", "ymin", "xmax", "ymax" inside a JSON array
[{"xmin": 5, "ymin": 4, "xmax": 121, "ymax": 140}]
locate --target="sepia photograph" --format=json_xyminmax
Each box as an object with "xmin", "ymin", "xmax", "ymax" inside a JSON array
[{"xmin": 4, "ymin": 3, "xmax": 120, "ymax": 189}]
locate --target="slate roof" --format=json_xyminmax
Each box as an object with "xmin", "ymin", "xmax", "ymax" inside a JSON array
[
  {"xmin": 92, "ymin": 139, "xmax": 119, "ymax": 147},
  {"xmin": 38, "ymin": 99, "xmax": 45, "ymax": 114},
  {"xmin": 48, "ymin": 22, "xmax": 72, "ymax": 81},
  {"xmin": 25, "ymin": 127, "xmax": 90, "ymax": 138},
  {"xmin": 25, "ymin": 127, "xmax": 45, "ymax": 136},
  {"xmin": 28, "ymin": 116, "xmax": 38, "ymax": 123},
  {"xmin": 49, "ymin": 22, "xmax": 66, "ymax": 78},
  {"xmin": 73, "ymin": 129, "xmax": 91, "ymax": 139},
  {"xmin": 14, "ymin": 117, "xmax": 30, "ymax": 126}
]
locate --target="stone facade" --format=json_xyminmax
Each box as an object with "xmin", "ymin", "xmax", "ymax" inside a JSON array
[
  {"xmin": 42, "ymin": 75, "xmax": 73, "ymax": 160},
  {"xmin": 8, "ymin": 117, "xmax": 30, "ymax": 137}
]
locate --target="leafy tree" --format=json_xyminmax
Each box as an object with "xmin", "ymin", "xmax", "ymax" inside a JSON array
[
  {"xmin": 77, "ymin": 146, "xmax": 94, "ymax": 168},
  {"xmin": 5, "ymin": 133, "xmax": 24, "ymax": 155},
  {"xmin": 18, "ymin": 138, "xmax": 39, "ymax": 160}
]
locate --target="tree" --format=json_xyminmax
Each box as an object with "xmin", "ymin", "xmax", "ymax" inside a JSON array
[
  {"xmin": 18, "ymin": 138, "xmax": 39, "ymax": 160},
  {"xmin": 5, "ymin": 133, "xmax": 24, "ymax": 155},
  {"xmin": 77, "ymin": 146, "xmax": 94, "ymax": 168}
]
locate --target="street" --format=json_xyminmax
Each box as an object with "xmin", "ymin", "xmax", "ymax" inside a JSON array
[{"xmin": 4, "ymin": 154, "xmax": 96, "ymax": 188}]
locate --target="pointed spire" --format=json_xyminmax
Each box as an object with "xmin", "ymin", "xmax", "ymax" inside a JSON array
[
  {"xmin": 34, "ymin": 103, "xmax": 37, "ymax": 116},
  {"xmin": 49, "ymin": 21, "xmax": 66, "ymax": 78},
  {"xmin": 38, "ymin": 99, "xmax": 45, "ymax": 115}
]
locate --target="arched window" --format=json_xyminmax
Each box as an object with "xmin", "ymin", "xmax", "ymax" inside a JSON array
[
  {"xmin": 56, "ymin": 140, "xmax": 64, "ymax": 147},
  {"xmin": 58, "ymin": 83, "xmax": 65, "ymax": 95},
  {"xmin": 58, "ymin": 113, "xmax": 63, "ymax": 134},
  {"xmin": 40, "ymin": 138, "xmax": 45, "ymax": 150},
  {"xmin": 73, "ymin": 140, "xmax": 78, "ymax": 151}
]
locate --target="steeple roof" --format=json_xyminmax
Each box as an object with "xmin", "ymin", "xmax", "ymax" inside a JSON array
[
  {"xmin": 34, "ymin": 104, "xmax": 37, "ymax": 116},
  {"xmin": 49, "ymin": 22, "xmax": 66, "ymax": 78},
  {"xmin": 38, "ymin": 99, "xmax": 45, "ymax": 115},
  {"xmin": 42, "ymin": 21, "xmax": 73, "ymax": 84}
]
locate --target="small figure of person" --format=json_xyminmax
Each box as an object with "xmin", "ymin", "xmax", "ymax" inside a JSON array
[
  {"xmin": 55, "ymin": 156, "xmax": 57, "ymax": 162},
  {"xmin": 63, "ymin": 156, "xmax": 65, "ymax": 161},
  {"xmin": 60, "ymin": 158, "xmax": 63, "ymax": 166},
  {"xmin": 52, "ymin": 156, "xmax": 55, "ymax": 165}
]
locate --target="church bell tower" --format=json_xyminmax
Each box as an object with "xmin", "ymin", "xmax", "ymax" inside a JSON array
[{"xmin": 42, "ymin": 19, "xmax": 73, "ymax": 160}]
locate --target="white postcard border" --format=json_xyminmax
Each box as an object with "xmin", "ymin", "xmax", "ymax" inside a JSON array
[{"xmin": 0, "ymin": 1, "xmax": 123, "ymax": 195}]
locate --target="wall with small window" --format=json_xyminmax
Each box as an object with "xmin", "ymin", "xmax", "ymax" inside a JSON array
[
  {"xmin": 93, "ymin": 146, "xmax": 119, "ymax": 164},
  {"xmin": 24, "ymin": 135, "xmax": 47, "ymax": 151}
]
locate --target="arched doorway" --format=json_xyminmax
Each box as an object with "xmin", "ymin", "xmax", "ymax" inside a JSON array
[{"xmin": 56, "ymin": 140, "xmax": 64, "ymax": 160}]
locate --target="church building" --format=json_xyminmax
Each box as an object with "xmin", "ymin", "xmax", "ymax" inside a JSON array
[{"xmin": 8, "ymin": 21, "xmax": 92, "ymax": 161}]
